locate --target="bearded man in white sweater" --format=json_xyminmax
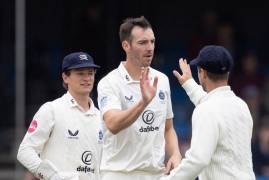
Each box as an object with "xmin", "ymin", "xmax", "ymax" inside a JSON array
[{"xmin": 161, "ymin": 45, "xmax": 255, "ymax": 180}]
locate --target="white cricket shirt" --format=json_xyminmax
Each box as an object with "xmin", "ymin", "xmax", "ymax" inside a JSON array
[
  {"xmin": 163, "ymin": 79, "xmax": 255, "ymax": 180},
  {"xmin": 97, "ymin": 62, "xmax": 174, "ymax": 173},
  {"xmin": 17, "ymin": 92, "xmax": 103, "ymax": 180}
]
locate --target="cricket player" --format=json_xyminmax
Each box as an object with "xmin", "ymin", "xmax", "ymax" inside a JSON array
[
  {"xmin": 17, "ymin": 52, "xmax": 103, "ymax": 180},
  {"xmin": 161, "ymin": 45, "xmax": 255, "ymax": 180},
  {"xmin": 97, "ymin": 16, "xmax": 181, "ymax": 180}
]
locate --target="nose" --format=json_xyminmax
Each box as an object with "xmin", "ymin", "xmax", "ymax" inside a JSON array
[
  {"xmin": 83, "ymin": 74, "xmax": 93, "ymax": 81},
  {"xmin": 147, "ymin": 42, "xmax": 154, "ymax": 51}
]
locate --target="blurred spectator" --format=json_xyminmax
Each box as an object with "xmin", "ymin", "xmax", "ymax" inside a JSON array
[
  {"xmin": 217, "ymin": 23, "xmax": 236, "ymax": 56},
  {"xmin": 232, "ymin": 52, "xmax": 265, "ymax": 96},
  {"xmin": 231, "ymin": 52, "xmax": 265, "ymax": 137},
  {"xmin": 260, "ymin": 77, "xmax": 269, "ymax": 116},
  {"xmin": 252, "ymin": 116, "xmax": 269, "ymax": 176},
  {"xmin": 188, "ymin": 11, "xmax": 218, "ymax": 57}
]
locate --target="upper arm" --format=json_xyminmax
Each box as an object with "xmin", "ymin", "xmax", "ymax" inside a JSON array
[
  {"xmin": 165, "ymin": 118, "xmax": 174, "ymax": 132},
  {"xmin": 189, "ymin": 107, "xmax": 219, "ymax": 164},
  {"xmin": 97, "ymin": 78, "xmax": 122, "ymax": 116},
  {"xmin": 19, "ymin": 103, "xmax": 55, "ymax": 153},
  {"xmin": 164, "ymin": 76, "xmax": 174, "ymax": 120},
  {"xmin": 17, "ymin": 103, "xmax": 55, "ymax": 173}
]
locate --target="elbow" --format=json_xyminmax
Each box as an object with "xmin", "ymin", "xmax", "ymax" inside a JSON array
[
  {"xmin": 196, "ymin": 158, "xmax": 210, "ymax": 168},
  {"xmin": 106, "ymin": 124, "xmax": 120, "ymax": 135},
  {"xmin": 199, "ymin": 160, "xmax": 210, "ymax": 168},
  {"xmin": 17, "ymin": 145, "xmax": 24, "ymax": 164},
  {"xmin": 103, "ymin": 112, "xmax": 123, "ymax": 135}
]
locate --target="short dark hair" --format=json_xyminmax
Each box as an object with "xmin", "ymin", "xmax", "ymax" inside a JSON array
[
  {"xmin": 62, "ymin": 70, "xmax": 71, "ymax": 90},
  {"xmin": 119, "ymin": 16, "xmax": 152, "ymax": 43},
  {"xmin": 206, "ymin": 71, "xmax": 229, "ymax": 82}
]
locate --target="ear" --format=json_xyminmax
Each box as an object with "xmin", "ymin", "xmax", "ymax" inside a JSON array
[
  {"xmin": 122, "ymin": 40, "xmax": 130, "ymax": 52},
  {"xmin": 62, "ymin": 72, "xmax": 68, "ymax": 84},
  {"xmin": 201, "ymin": 68, "xmax": 208, "ymax": 79},
  {"xmin": 198, "ymin": 68, "xmax": 206, "ymax": 79}
]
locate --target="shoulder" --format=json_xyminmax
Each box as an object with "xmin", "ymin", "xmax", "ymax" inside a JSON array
[
  {"xmin": 37, "ymin": 94, "xmax": 69, "ymax": 113},
  {"xmin": 98, "ymin": 68, "xmax": 119, "ymax": 86},
  {"xmin": 150, "ymin": 68, "xmax": 170, "ymax": 87},
  {"xmin": 193, "ymin": 99, "xmax": 215, "ymax": 116},
  {"xmin": 92, "ymin": 104, "xmax": 101, "ymax": 114},
  {"xmin": 151, "ymin": 68, "xmax": 168, "ymax": 79}
]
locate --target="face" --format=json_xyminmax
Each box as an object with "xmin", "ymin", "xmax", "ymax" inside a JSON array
[
  {"xmin": 124, "ymin": 26, "xmax": 155, "ymax": 67},
  {"xmin": 62, "ymin": 67, "xmax": 96, "ymax": 96}
]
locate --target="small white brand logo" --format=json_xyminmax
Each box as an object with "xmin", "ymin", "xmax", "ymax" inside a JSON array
[{"xmin": 79, "ymin": 54, "xmax": 88, "ymax": 60}]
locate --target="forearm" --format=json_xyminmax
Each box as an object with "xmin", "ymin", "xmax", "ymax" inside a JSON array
[
  {"xmin": 104, "ymin": 100, "xmax": 147, "ymax": 134},
  {"xmin": 165, "ymin": 126, "xmax": 181, "ymax": 158},
  {"xmin": 17, "ymin": 145, "xmax": 58, "ymax": 179},
  {"xmin": 182, "ymin": 79, "xmax": 207, "ymax": 106},
  {"xmin": 168, "ymin": 152, "xmax": 206, "ymax": 180},
  {"xmin": 17, "ymin": 144, "xmax": 42, "ymax": 174}
]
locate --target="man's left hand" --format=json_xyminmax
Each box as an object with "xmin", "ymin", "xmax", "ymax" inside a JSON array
[{"xmin": 165, "ymin": 154, "xmax": 181, "ymax": 175}]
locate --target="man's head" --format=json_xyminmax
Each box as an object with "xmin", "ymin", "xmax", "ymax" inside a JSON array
[
  {"xmin": 61, "ymin": 52, "xmax": 100, "ymax": 95},
  {"xmin": 190, "ymin": 45, "xmax": 234, "ymax": 91},
  {"xmin": 119, "ymin": 16, "xmax": 155, "ymax": 67}
]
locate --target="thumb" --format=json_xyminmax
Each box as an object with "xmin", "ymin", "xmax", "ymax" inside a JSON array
[
  {"xmin": 153, "ymin": 76, "xmax": 158, "ymax": 89},
  {"xmin": 173, "ymin": 70, "xmax": 183, "ymax": 83}
]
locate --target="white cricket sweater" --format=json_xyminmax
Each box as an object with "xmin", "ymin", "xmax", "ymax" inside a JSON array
[{"xmin": 162, "ymin": 79, "xmax": 255, "ymax": 180}]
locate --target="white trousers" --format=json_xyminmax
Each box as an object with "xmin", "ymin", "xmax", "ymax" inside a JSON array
[{"xmin": 101, "ymin": 171, "xmax": 163, "ymax": 180}]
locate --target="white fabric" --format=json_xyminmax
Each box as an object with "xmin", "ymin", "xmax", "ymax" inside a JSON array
[
  {"xmin": 101, "ymin": 171, "xmax": 162, "ymax": 180},
  {"xmin": 97, "ymin": 62, "xmax": 173, "ymax": 173},
  {"xmin": 51, "ymin": 172, "xmax": 79, "ymax": 180},
  {"xmin": 36, "ymin": 159, "xmax": 59, "ymax": 179},
  {"xmin": 161, "ymin": 79, "xmax": 255, "ymax": 180},
  {"xmin": 182, "ymin": 78, "xmax": 207, "ymax": 106},
  {"xmin": 17, "ymin": 92, "xmax": 102, "ymax": 180}
]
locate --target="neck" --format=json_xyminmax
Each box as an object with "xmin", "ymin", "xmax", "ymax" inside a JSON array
[
  {"xmin": 205, "ymin": 81, "xmax": 228, "ymax": 92},
  {"xmin": 124, "ymin": 60, "xmax": 144, "ymax": 81},
  {"xmin": 68, "ymin": 90, "xmax": 90, "ymax": 111}
]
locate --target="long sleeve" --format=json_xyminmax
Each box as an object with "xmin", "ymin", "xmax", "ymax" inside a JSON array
[
  {"xmin": 17, "ymin": 102, "xmax": 56, "ymax": 178},
  {"xmin": 182, "ymin": 79, "xmax": 207, "ymax": 106},
  {"xmin": 161, "ymin": 106, "xmax": 219, "ymax": 180}
]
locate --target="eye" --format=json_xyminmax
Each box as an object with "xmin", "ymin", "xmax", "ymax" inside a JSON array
[
  {"xmin": 88, "ymin": 72, "xmax": 94, "ymax": 76},
  {"xmin": 77, "ymin": 72, "xmax": 84, "ymax": 76},
  {"xmin": 138, "ymin": 40, "xmax": 147, "ymax": 45}
]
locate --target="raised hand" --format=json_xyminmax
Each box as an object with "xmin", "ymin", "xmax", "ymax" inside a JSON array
[
  {"xmin": 173, "ymin": 58, "xmax": 192, "ymax": 85},
  {"xmin": 140, "ymin": 67, "xmax": 158, "ymax": 106}
]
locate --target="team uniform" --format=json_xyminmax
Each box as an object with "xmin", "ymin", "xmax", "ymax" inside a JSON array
[
  {"xmin": 97, "ymin": 62, "xmax": 174, "ymax": 180},
  {"xmin": 162, "ymin": 79, "xmax": 255, "ymax": 180},
  {"xmin": 17, "ymin": 92, "xmax": 103, "ymax": 180}
]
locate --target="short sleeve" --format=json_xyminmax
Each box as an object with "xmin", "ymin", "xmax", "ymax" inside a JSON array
[
  {"xmin": 166, "ymin": 77, "xmax": 174, "ymax": 120},
  {"xmin": 97, "ymin": 77, "xmax": 122, "ymax": 116}
]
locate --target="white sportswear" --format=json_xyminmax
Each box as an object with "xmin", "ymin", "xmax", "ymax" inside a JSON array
[
  {"xmin": 97, "ymin": 62, "xmax": 173, "ymax": 174},
  {"xmin": 161, "ymin": 79, "xmax": 255, "ymax": 180},
  {"xmin": 17, "ymin": 92, "xmax": 102, "ymax": 180}
]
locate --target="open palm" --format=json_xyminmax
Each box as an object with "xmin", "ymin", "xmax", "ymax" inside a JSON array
[
  {"xmin": 140, "ymin": 67, "xmax": 158, "ymax": 105},
  {"xmin": 173, "ymin": 58, "xmax": 192, "ymax": 85}
]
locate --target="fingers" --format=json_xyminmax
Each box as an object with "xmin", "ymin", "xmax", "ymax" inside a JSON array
[
  {"xmin": 173, "ymin": 70, "xmax": 181, "ymax": 81},
  {"xmin": 175, "ymin": 58, "xmax": 192, "ymax": 85},
  {"xmin": 140, "ymin": 67, "xmax": 150, "ymax": 82},
  {"xmin": 165, "ymin": 160, "xmax": 172, "ymax": 175},
  {"xmin": 153, "ymin": 76, "xmax": 158, "ymax": 89},
  {"xmin": 179, "ymin": 58, "xmax": 188, "ymax": 72}
]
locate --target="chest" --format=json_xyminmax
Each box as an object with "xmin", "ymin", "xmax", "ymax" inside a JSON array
[{"xmin": 52, "ymin": 107, "xmax": 101, "ymax": 144}]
